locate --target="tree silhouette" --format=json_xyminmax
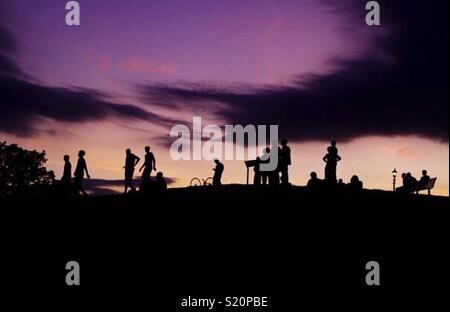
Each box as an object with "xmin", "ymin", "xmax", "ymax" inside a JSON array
[{"xmin": 0, "ymin": 142, "xmax": 55, "ymax": 197}]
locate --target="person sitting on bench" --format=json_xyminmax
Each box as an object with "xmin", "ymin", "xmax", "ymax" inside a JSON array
[{"xmin": 417, "ymin": 170, "xmax": 430, "ymax": 190}]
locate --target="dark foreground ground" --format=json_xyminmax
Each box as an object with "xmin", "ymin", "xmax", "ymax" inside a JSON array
[{"xmin": 1, "ymin": 185, "xmax": 449, "ymax": 308}]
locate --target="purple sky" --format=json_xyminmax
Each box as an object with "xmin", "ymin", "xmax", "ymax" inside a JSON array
[
  {"xmin": 9, "ymin": 0, "xmax": 373, "ymax": 88},
  {"xmin": 1, "ymin": 0, "xmax": 448, "ymax": 195}
]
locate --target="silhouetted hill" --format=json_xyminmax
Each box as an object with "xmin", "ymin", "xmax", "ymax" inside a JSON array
[{"xmin": 2, "ymin": 185, "xmax": 449, "ymax": 296}]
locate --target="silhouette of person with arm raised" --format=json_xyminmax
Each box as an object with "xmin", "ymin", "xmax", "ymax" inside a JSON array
[
  {"xmin": 74, "ymin": 150, "xmax": 90, "ymax": 196},
  {"xmin": 279, "ymin": 139, "xmax": 291, "ymax": 185},
  {"xmin": 139, "ymin": 146, "xmax": 156, "ymax": 182},
  {"xmin": 123, "ymin": 148, "xmax": 140, "ymax": 194},
  {"xmin": 323, "ymin": 146, "xmax": 341, "ymax": 184},
  {"xmin": 213, "ymin": 159, "xmax": 224, "ymax": 186}
]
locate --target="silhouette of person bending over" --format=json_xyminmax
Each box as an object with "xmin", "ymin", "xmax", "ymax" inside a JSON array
[
  {"xmin": 123, "ymin": 148, "xmax": 140, "ymax": 193},
  {"xmin": 323, "ymin": 146, "xmax": 341, "ymax": 184},
  {"xmin": 279, "ymin": 139, "xmax": 291, "ymax": 185},
  {"xmin": 61, "ymin": 155, "xmax": 72, "ymax": 185},
  {"xmin": 139, "ymin": 146, "xmax": 156, "ymax": 182},
  {"xmin": 74, "ymin": 150, "xmax": 90, "ymax": 196},
  {"xmin": 213, "ymin": 159, "xmax": 224, "ymax": 186}
]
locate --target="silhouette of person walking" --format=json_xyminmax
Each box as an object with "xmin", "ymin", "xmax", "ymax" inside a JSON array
[
  {"xmin": 213, "ymin": 159, "xmax": 224, "ymax": 186},
  {"xmin": 139, "ymin": 146, "xmax": 156, "ymax": 182},
  {"xmin": 279, "ymin": 139, "xmax": 291, "ymax": 185},
  {"xmin": 61, "ymin": 155, "xmax": 72, "ymax": 185},
  {"xmin": 74, "ymin": 150, "xmax": 90, "ymax": 196},
  {"xmin": 323, "ymin": 145, "xmax": 341, "ymax": 184},
  {"xmin": 123, "ymin": 148, "xmax": 140, "ymax": 193}
]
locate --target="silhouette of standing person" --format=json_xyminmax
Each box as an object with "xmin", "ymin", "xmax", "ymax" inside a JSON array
[
  {"xmin": 253, "ymin": 157, "xmax": 261, "ymax": 185},
  {"xmin": 139, "ymin": 146, "xmax": 156, "ymax": 182},
  {"xmin": 279, "ymin": 139, "xmax": 291, "ymax": 185},
  {"xmin": 260, "ymin": 148, "xmax": 271, "ymax": 185},
  {"xmin": 323, "ymin": 146, "xmax": 341, "ymax": 184},
  {"xmin": 329, "ymin": 140, "xmax": 338, "ymax": 157},
  {"xmin": 123, "ymin": 148, "xmax": 140, "ymax": 194},
  {"xmin": 74, "ymin": 150, "xmax": 90, "ymax": 196},
  {"xmin": 61, "ymin": 155, "xmax": 72, "ymax": 185},
  {"xmin": 213, "ymin": 159, "xmax": 224, "ymax": 186}
]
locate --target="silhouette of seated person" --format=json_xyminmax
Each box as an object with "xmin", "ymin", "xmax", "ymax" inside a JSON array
[
  {"xmin": 74, "ymin": 150, "xmax": 90, "ymax": 196},
  {"xmin": 154, "ymin": 171, "xmax": 167, "ymax": 191},
  {"xmin": 139, "ymin": 146, "xmax": 156, "ymax": 182},
  {"xmin": 348, "ymin": 175, "xmax": 363, "ymax": 191},
  {"xmin": 323, "ymin": 146, "xmax": 341, "ymax": 184},
  {"xmin": 253, "ymin": 157, "xmax": 261, "ymax": 185},
  {"xmin": 337, "ymin": 178, "xmax": 346, "ymax": 191},
  {"xmin": 396, "ymin": 173, "xmax": 408, "ymax": 193},
  {"xmin": 213, "ymin": 159, "xmax": 224, "ymax": 186},
  {"xmin": 404, "ymin": 172, "xmax": 418, "ymax": 193},
  {"xmin": 123, "ymin": 148, "xmax": 140, "ymax": 194},
  {"xmin": 417, "ymin": 170, "xmax": 431, "ymax": 190},
  {"xmin": 307, "ymin": 171, "xmax": 322, "ymax": 191}
]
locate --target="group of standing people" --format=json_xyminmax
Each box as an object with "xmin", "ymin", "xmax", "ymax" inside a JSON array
[
  {"xmin": 253, "ymin": 139, "xmax": 292, "ymax": 186},
  {"xmin": 250, "ymin": 139, "xmax": 342, "ymax": 187},
  {"xmin": 61, "ymin": 150, "xmax": 90, "ymax": 196},
  {"xmin": 123, "ymin": 146, "xmax": 158, "ymax": 193},
  {"xmin": 60, "ymin": 146, "xmax": 166, "ymax": 196}
]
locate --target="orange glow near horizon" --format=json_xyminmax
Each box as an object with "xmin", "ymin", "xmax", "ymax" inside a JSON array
[{"xmin": 2, "ymin": 128, "xmax": 448, "ymax": 196}]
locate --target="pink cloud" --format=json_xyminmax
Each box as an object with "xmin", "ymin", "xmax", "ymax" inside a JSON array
[{"xmin": 121, "ymin": 57, "xmax": 176, "ymax": 75}]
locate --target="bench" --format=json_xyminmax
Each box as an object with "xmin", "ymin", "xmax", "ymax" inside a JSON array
[{"xmin": 416, "ymin": 177, "xmax": 437, "ymax": 195}]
